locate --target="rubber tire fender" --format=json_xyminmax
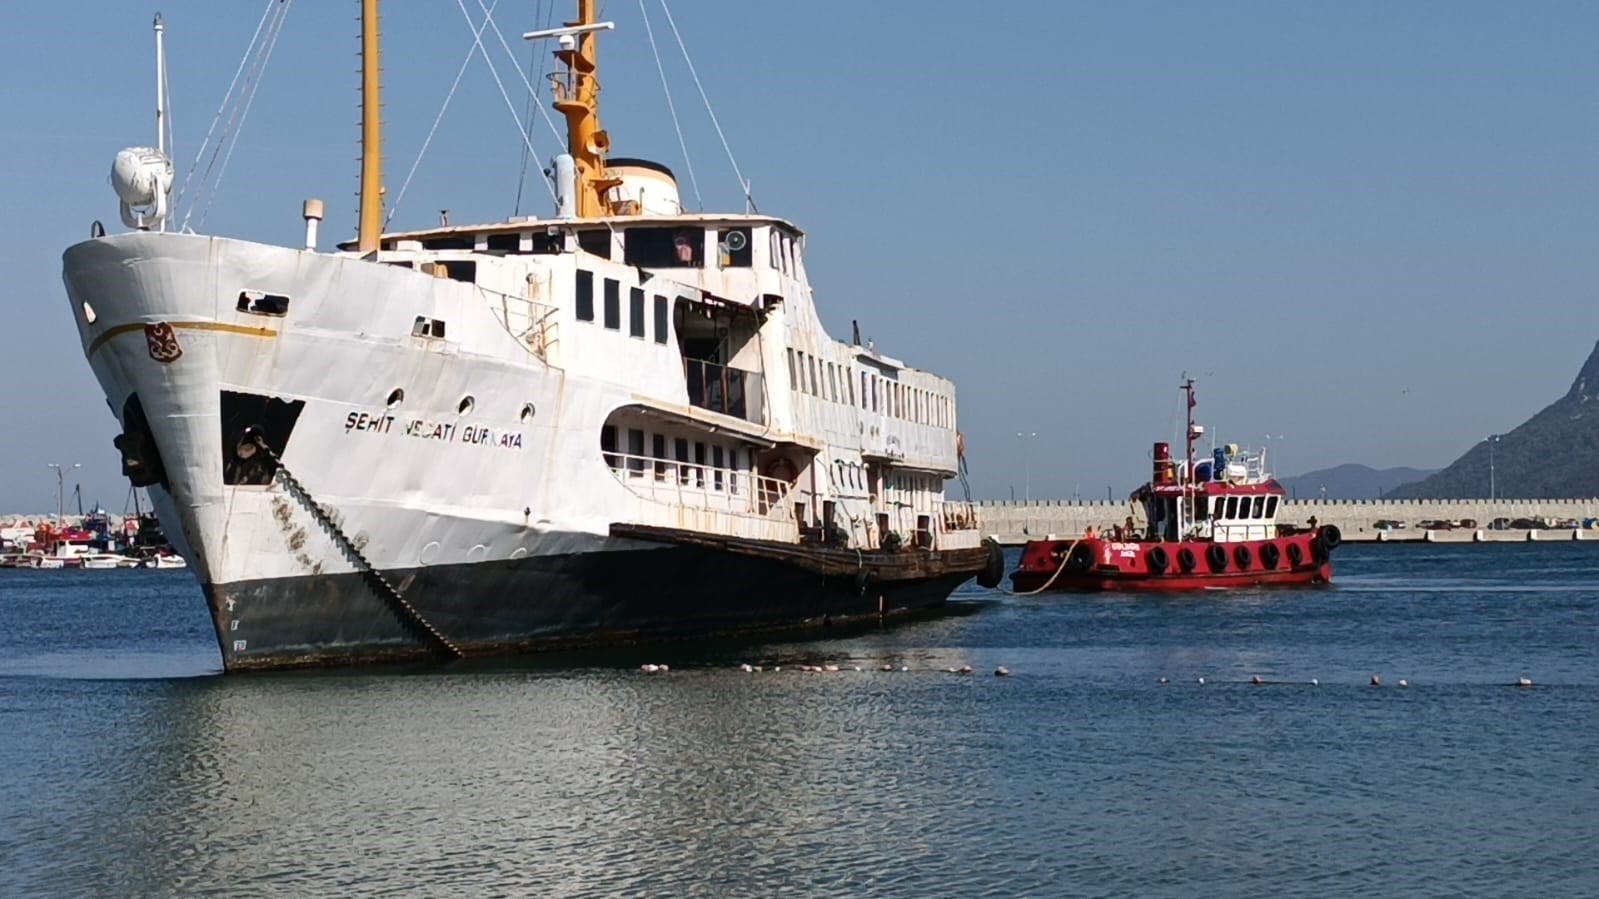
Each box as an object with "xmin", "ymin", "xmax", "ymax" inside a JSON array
[
  {"xmin": 1259, "ymin": 542, "xmax": 1281, "ymax": 570},
  {"xmin": 976, "ymin": 538, "xmax": 1005, "ymax": 589},
  {"xmin": 1321, "ymin": 525, "xmax": 1342, "ymax": 550},
  {"xmin": 1233, "ymin": 545, "xmax": 1253, "ymax": 570},
  {"xmin": 1286, "ymin": 542, "xmax": 1305, "ymax": 568},
  {"xmin": 1206, "ymin": 543, "xmax": 1228, "ymax": 572},
  {"xmin": 1068, "ymin": 544, "xmax": 1094, "ymax": 574},
  {"xmin": 1146, "ymin": 546, "xmax": 1169, "ymax": 574},
  {"xmin": 1177, "ymin": 547, "xmax": 1198, "ymax": 573}
]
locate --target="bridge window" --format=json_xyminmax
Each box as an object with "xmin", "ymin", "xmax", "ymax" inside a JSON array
[
  {"xmin": 486, "ymin": 233, "xmax": 520, "ymax": 253},
  {"xmin": 1252, "ymin": 496, "xmax": 1265, "ymax": 518},
  {"xmin": 578, "ymin": 229, "xmax": 611, "ymax": 259},
  {"xmin": 717, "ymin": 227, "xmax": 752, "ymax": 267},
  {"xmin": 787, "ymin": 349, "xmax": 798, "ymax": 390},
  {"xmin": 653, "ymin": 295, "xmax": 668, "ymax": 344},
  {"xmin": 624, "ymin": 227, "xmax": 702, "ymax": 268},
  {"xmin": 1266, "ymin": 496, "xmax": 1278, "ymax": 518}
]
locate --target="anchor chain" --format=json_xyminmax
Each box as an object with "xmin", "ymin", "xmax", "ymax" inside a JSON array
[{"xmin": 249, "ymin": 432, "xmax": 463, "ymax": 660}]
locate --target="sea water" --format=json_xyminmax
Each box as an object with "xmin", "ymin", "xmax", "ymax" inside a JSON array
[{"xmin": 1, "ymin": 543, "xmax": 1595, "ymax": 897}]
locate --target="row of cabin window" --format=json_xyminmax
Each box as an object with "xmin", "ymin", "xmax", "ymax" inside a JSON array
[
  {"xmin": 400, "ymin": 224, "xmax": 798, "ymax": 275},
  {"xmin": 887, "ymin": 472, "xmax": 941, "ymax": 507},
  {"xmin": 600, "ymin": 425, "xmax": 744, "ymax": 493},
  {"xmin": 573, "ymin": 227, "xmax": 759, "ymax": 270},
  {"xmin": 1200, "ymin": 495, "xmax": 1280, "ymax": 521},
  {"xmin": 785, "ymin": 349, "xmax": 952, "ymax": 428},
  {"xmin": 574, "ymin": 271, "xmax": 669, "ymax": 343}
]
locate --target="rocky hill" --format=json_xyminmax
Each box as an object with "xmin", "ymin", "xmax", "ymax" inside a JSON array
[
  {"xmin": 1278, "ymin": 464, "xmax": 1436, "ymax": 500},
  {"xmin": 1388, "ymin": 340, "xmax": 1599, "ymax": 499}
]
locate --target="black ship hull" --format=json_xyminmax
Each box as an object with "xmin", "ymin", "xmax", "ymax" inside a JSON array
[{"xmin": 208, "ymin": 536, "xmax": 996, "ymax": 671}]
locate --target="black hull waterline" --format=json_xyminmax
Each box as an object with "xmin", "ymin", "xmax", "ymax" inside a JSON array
[{"xmin": 209, "ymin": 537, "xmax": 994, "ymax": 672}]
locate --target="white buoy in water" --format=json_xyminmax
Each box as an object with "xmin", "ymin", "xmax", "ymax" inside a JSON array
[
  {"xmin": 899, "ymin": 666, "xmax": 908, "ymax": 672},
  {"xmin": 739, "ymin": 663, "xmax": 754, "ymax": 673},
  {"xmin": 640, "ymin": 664, "xmax": 659, "ymax": 674},
  {"xmin": 1399, "ymin": 679, "xmax": 1410, "ymax": 688},
  {"xmin": 1197, "ymin": 677, "xmax": 1205, "ymax": 685},
  {"xmin": 1311, "ymin": 678, "xmax": 1319, "ymax": 686},
  {"xmin": 1517, "ymin": 676, "xmax": 1533, "ymax": 687},
  {"xmin": 995, "ymin": 667, "xmax": 1011, "ymax": 677},
  {"xmin": 959, "ymin": 665, "xmax": 973, "ymax": 675},
  {"xmin": 1157, "ymin": 677, "xmax": 1169, "ymax": 685},
  {"xmin": 1251, "ymin": 675, "xmax": 1265, "ymax": 686},
  {"xmin": 880, "ymin": 664, "xmax": 894, "ymax": 672},
  {"xmin": 1370, "ymin": 675, "xmax": 1381, "ymax": 687}
]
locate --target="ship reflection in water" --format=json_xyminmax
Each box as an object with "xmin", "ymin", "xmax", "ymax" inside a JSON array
[{"xmin": 4, "ymin": 548, "xmax": 1598, "ymax": 896}]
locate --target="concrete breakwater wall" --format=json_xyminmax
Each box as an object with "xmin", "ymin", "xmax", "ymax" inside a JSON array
[{"xmin": 978, "ymin": 498, "xmax": 1599, "ymax": 545}]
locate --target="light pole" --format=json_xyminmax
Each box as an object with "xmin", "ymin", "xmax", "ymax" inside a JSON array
[
  {"xmin": 1016, "ymin": 432, "xmax": 1037, "ymax": 503},
  {"xmin": 48, "ymin": 462, "xmax": 81, "ymax": 530},
  {"xmin": 1486, "ymin": 435, "xmax": 1500, "ymax": 501},
  {"xmin": 1264, "ymin": 434, "xmax": 1284, "ymax": 476}
]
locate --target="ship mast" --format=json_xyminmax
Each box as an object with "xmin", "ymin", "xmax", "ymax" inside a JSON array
[
  {"xmin": 356, "ymin": 0, "xmax": 382, "ymax": 254},
  {"xmin": 526, "ymin": 1, "xmax": 620, "ymax": 218},
  {"xmin": 1182, "ymin": 377, "xmax": 1197, "ymax": 478}
]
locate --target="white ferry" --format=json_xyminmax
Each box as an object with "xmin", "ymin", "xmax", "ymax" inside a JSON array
[{"xmin": 61, "ymin": 2, "xmax": 1001, "ymax": 670}]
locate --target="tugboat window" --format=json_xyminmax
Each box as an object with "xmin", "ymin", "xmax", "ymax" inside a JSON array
[{"xmin": 486, "ymin": 233, "xmax": 520, "ymax": 253}]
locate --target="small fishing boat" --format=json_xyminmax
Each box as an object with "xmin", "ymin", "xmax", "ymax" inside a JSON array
[{"xmin": 1011, "ymin": 380, "xmax": 1340, "ymax": 592}]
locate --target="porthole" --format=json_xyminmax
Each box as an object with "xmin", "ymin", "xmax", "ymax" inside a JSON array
[
  {"xmin": 458, "ymin": 395, "xmax": 475, "ymax": 415},
  {"xmin": 520, "ymin": 402, "xmax": 536, "ymax": 423},
  {"xmin": 386, "ymin": 388, "xmax": 405, "ymax": 407}
]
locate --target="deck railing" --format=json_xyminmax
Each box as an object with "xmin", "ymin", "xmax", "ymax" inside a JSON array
[{"xmin": 605, "ymin": 451, "xmax": 799, "ymax": 522}]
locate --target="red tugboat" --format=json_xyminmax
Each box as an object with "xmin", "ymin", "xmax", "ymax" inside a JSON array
[{"xmin": 1011, "ymin": 380, "xmax": 1341, "ymax": 592}]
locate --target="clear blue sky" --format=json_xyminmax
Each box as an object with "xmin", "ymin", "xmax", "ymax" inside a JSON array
[{"xmin": 5, "ymin": 1, "xmax": 1598, "ymax": 512}]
